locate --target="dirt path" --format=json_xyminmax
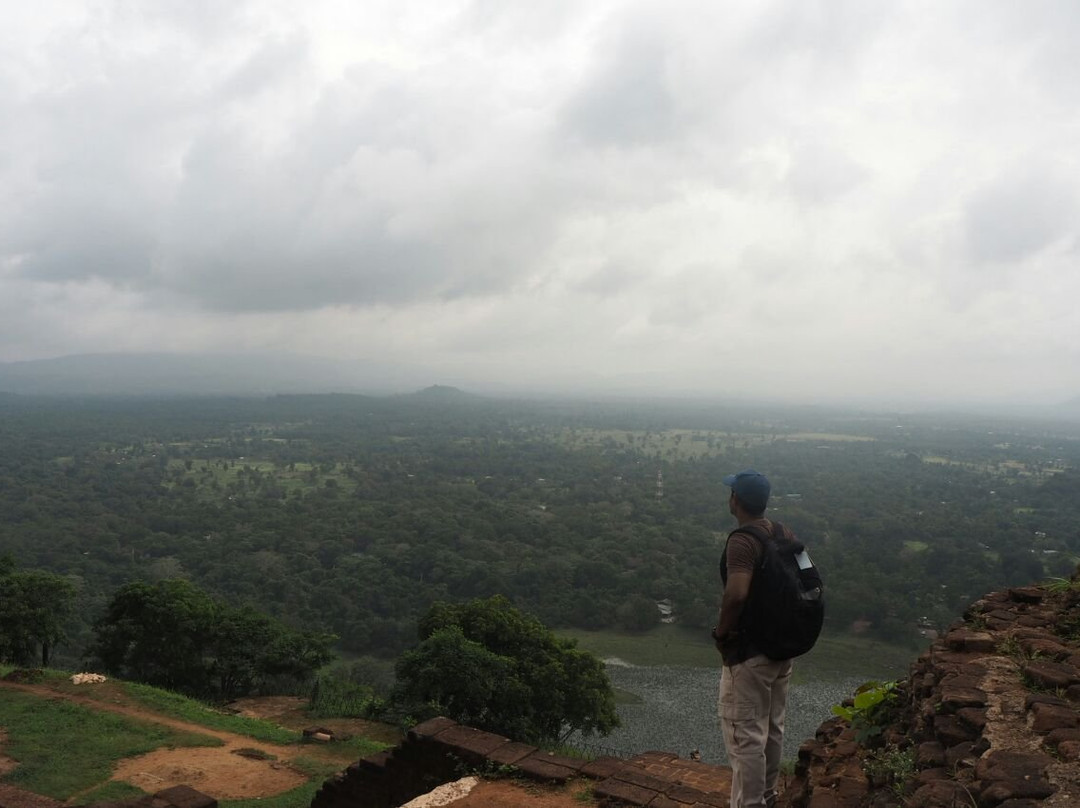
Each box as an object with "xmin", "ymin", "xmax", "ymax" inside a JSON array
[
  {"xmin": 0, "ymin": 680, "xmax": 313, "ymax": 801},
  {"xmin": 0, "ymin": 681, "xmax": 590, "ymax": 808}
]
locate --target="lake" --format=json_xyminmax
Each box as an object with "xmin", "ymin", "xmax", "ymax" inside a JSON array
[{"xmin": 571, "ymin": 660, "xmax": 863, "ymax": 763}]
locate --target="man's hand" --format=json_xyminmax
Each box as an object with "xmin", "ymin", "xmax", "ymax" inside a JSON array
[
  {"xmin": 712, "ymin": 625, "xmax": 739, "ymax": 649},
  {"xmin": 711, "ymin": 626, "xmax": 728, "ymax": 652}
]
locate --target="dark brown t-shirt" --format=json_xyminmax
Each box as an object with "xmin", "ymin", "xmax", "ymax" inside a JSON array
[{"xmin": 724, "ymin": 518, "xmax": 796, "ymax": 574}]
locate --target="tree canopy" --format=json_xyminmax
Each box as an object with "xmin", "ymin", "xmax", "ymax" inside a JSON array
[
  {"xmin": 90, "ymin": 578, "xmax": 335, "ymax": 699},
  {"xmin": 0, "ymin": 556, "xmax": 75, "ymax": 667},
  {"xmin": 392, "ymin": 595, "xmax": 620, "ymax": 743},
  {"xmin": 1, "ymin": 392, "xmax": 1078, "ymax": 665}
]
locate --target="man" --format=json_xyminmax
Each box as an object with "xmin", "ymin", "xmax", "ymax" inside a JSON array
[{"xmin": 712, "ymin": 469, "xmax": 794, "ymax": 808}]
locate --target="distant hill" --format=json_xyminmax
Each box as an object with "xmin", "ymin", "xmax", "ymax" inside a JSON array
[
  {"xmin": 408, "ymin": 384, "xmax": 474, "ymax": 400},
  {"xmin": 0, "ymin": 353, "xmax": 436, "ymax": 397}
]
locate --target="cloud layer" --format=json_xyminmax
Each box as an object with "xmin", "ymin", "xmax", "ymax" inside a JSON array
[{"xmin": 2, "ymin": 0, "xmax": 1079, "ymax": 405}]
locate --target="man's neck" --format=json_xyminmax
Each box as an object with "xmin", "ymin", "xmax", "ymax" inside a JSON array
[{"xmin": 735, "ymin": 512, "xmax": 766, "ymax": 527}]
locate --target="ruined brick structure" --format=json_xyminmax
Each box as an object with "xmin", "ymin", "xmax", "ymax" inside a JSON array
[
  {"xmin": 783, "ymin": 583, "xmax": 1080, "ymax": 808},
  {"xmin": 309, "ymin": 716, "xmax": 733, "ymax": 808}
]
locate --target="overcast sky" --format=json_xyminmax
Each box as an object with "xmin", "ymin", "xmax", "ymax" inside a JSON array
[{"xmin": 2, "ymin": 1, "xmax": 1079, "ymax": 406}]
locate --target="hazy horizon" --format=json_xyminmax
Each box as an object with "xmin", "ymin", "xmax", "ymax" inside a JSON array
[
  {"xmin": 3, "ymin": 2, "xmax": 1079, "ymax": 407},
  {"xmin": 3, "ymin": 351, "xmax": 1080, "ymax": 418}
]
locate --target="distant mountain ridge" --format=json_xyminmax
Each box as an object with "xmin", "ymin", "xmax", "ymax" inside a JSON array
[{"xmin": 0, "ymin": 353, "xmax": 439, "ymax": 397}]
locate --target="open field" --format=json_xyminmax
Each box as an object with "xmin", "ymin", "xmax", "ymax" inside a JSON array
[
  {"xmin": 784, "ymin": 433, "xmax": 875, "ymax": 442},
  {"xmin": 163, "ymin": 457, "xmax": 356, "ymax": 497},
  {"xmin": 558, "ymin": 625, "xmax": 914, "ymax": 683}
]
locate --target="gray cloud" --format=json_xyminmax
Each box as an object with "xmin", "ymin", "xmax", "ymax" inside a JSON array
[
  {"xmin": 3, "ymin": 1, "xmax": 1080, "ymax": 405},
  {"xmin": 965, "ymin": 168, "xmax": 1076, "ymax": 264},
  {"xmin": 561, "ymin": 16, "xmax": 679, "ymax": 148},
  {"xmin": 786, "ymin": 141, "xmax": 867, "ymax": 204}
]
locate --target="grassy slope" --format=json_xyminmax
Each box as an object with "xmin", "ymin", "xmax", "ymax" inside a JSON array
[
  {"xmin": 0, "ymin": 689, "xmax": 221, "ymax": 799},
  {"xmin": 0, "ymin": 668, "xmax": 388, "ymax": 807}
]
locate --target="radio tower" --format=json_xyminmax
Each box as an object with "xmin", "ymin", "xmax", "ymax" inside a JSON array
[{"xmin": 656, "ymin": 469, "xmax": 664, "ymax": 499}]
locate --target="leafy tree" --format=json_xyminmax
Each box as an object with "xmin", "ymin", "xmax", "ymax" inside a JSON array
[
  {"xmin": 91, "ymin": 579, "xmax": 217, "ymax": 693},
  {"xmin": 0, "ymin": 557, "xmax": 76, "ymax": 666},
  {"xmin": 616, "ymin": 594, "xmax": 660, "ymax": 632},
  {"xmin": 393, "ymin": 595, "xmax": 619, "ymax": 744},
  {"xmin": 91, "ymin": 579, "xmax": 335, "ymax": 699}
]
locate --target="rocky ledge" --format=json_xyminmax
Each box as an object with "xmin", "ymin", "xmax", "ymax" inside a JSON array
[{"xmin": 783, "ymin": 579, "xmax": 1080, "ymax": 808}]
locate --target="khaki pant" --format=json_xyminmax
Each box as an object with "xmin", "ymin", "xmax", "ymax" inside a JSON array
[{"xmin": 718, "ymin": 654, "xmax": 793, "ymax": 808}]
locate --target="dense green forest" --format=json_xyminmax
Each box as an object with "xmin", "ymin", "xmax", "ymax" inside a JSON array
[{"xmin": 2, "ymin": 388, "xmax": 1079, "ymax": 667}]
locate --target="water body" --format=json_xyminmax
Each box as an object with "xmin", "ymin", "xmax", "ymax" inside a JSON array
[{"xmin": 572, "ymin": 662, "xmax": 862, "ymax": 764}]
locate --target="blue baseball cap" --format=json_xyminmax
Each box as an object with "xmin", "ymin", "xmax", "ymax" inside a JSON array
[{"xmin": 722, "ymin": 469, "xmax": 771, "ymax": 513}]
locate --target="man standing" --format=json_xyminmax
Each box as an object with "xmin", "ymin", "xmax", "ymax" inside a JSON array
[{"xmin": 712, "ymin": 469, "xmax": 794, "ymax": 808}]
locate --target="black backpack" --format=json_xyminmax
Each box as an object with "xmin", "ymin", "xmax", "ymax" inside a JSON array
[{"xmin": 727, "ymin": 522, "xmax": 825, "ymax": 660}]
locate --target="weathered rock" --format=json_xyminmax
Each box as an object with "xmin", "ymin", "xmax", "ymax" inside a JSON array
[
  {"xmin": 1023, "ymin": 692, "xmax": 1068, "ymax": 710},
  {"xmin": 909, "ymin": 780, "xmax": 973, "ymax": 807},
  {"xmin": 940, "ymin": 687, "xmax": 987, "ymax": 711},
  {"xmin": 945, "ymin": 629, "xmax": 997, "ymax": 653},
  {"xmin": 1009, "ymin": 587, "xmax": 1045, "ymax": 604},
  {"xmin": 1019, "ymin": 638, "xmax": 1070, "ymax": 659},
  {"xmin": 932, "ymin": 714, "xmax": 978, "ymax": 746},
  {"xmin": 1022, "ymin": 659, "xmax": 1080, "ymax": 689},
  {"xmin": 980, "ymin": 779, "xmax": 1056, "ymax": 804},
  {"xmin": 944, "ymin": 741, "xmax": 975, "ymax": 770},
  {"xmin": 1043, "ymin": 726, "xmax": 1080, "ymax": 746},
  {"xmin": 956, "ymin": 707, "xmax": 987, "ymax": 732},
  {"xmin": 973, "ymin": 751, "xmax": 1053, "ymax": 782},
  {"xmin": 1030, "ymin": 702, "xmax": 1080, "ymax": 733},
  {"xmin": 916, "ymin": 741, "xmax": 945, "ymax": 768},
  {"xmin": 1011, "ymin": 627, "xmax": 1058, "ymax": 641},
  {"xmin": 1057, "ymin": 740, "xmax": 1080, "ymax": 761},
  {"xmin": 913, "ymin": 768, "xmax": 948, "ymax": 787},
  {"xmin": 1017, "ymin": 615, "xmax": 1053, "ymax": 628}
]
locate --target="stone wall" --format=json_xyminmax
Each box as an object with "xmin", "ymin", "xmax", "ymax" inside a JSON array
[
  {"xmin": 782, "ymin": 582, "xmax": 1080, "ymax": 808},
  {"xmin": 309, "ymin": 717, "xmax": 735, "ymax": 808},
  {"xmin": 309, "ymin": 717, "xmax": 610, "ymax": 808}
]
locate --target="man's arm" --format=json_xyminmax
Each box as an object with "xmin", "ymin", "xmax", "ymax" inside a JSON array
[{"xmin": 713, "ymin": 570, "xmax": 752, "ymax": 647}]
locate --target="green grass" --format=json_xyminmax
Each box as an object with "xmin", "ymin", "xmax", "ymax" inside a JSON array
[
  {"xmin": 165, "ymin": 458, "xmax": 355, "ymax": 498},
  {"xmin": 0, "ymin": 690, "xmax": 221, "ymax": 800},
  {"xmin": 119, "ymin": 682, "xmax": 302, "ymax": 744},
  {"xmin": 330, "ymin": 735, "xmax": 393, "ymax": 758},
  {"xmin": 558, "ymin": 624, "xmax": 913, "ymax": 682},
  {"xmin": 220, "ymin": 757, "xmax": 340, "ymax": 808},
  {"xmin": 799, "ymin": 633, "xmax": 914, "ymax": 682},
  {"xmin": 75, "ymin": 781, "xmax": 148, "ymax": 803}
]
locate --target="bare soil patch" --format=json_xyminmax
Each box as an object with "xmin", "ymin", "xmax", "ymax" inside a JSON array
[
  {"xmin": 0, "ymin": 730, "xmax": 18, "ymax": 777},
  {"xmin": 227, "ymin": 696, "xmax": 403, "ymax": 746},
  {"xmin": 109, "ymin": 747, "xmax": 306, "ymax": 800}
]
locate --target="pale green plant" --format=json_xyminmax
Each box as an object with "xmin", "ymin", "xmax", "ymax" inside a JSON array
[{"xmin": 831, "ymin": 681, "xmax": 899, "ymax": 745}]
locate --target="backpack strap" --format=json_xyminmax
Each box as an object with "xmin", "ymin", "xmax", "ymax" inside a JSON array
[
  {"xmin": 734, "ymin": 521, "xmax": 804, "ymax": 556},
  {"xmin": 731, "ymin": 521, "xmax": 785, "ymax": 568}
]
